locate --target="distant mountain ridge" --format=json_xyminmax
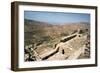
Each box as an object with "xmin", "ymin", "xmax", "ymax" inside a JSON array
[{"xmin": 25, "ymin": 19, "xmax": 89, "ymax": 25}]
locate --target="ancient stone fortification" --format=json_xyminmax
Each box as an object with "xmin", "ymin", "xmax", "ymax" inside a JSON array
[{"xmin": 24, "ymin": 32, "xmax": 90, "ymax": 61}]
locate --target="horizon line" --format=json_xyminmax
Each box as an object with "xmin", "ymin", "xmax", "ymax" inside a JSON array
[{"xmin": 24, "ymin": 18, "xmax": 90, "ymax": 25}]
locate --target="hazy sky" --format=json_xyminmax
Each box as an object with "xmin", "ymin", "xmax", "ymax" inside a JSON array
[{"xmin": 24, "ymin": 11, "xmax": 90, "ymax": 24}]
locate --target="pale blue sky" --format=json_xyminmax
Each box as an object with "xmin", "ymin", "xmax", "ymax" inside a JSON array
[{"xmin": 24, "ymin": 11, "xmax": 90, "ymax": 24}]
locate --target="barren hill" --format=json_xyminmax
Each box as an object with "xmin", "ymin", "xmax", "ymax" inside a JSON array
[
  {"xmin": 24, "ymin": 19, "xmax": 90, "ymax": 61},
  {"xmin": 24, "ymin": 19, "xmax": 90, "ymax": 46}
]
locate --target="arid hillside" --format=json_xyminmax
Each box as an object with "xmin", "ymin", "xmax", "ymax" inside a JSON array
[
  {"xmin": 24, "ymin": 19, "xmax": 90, "ymax": 61},
  {"xmin": 24, "ymin": 19, "xmax": 90, "ymax": 45}
]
